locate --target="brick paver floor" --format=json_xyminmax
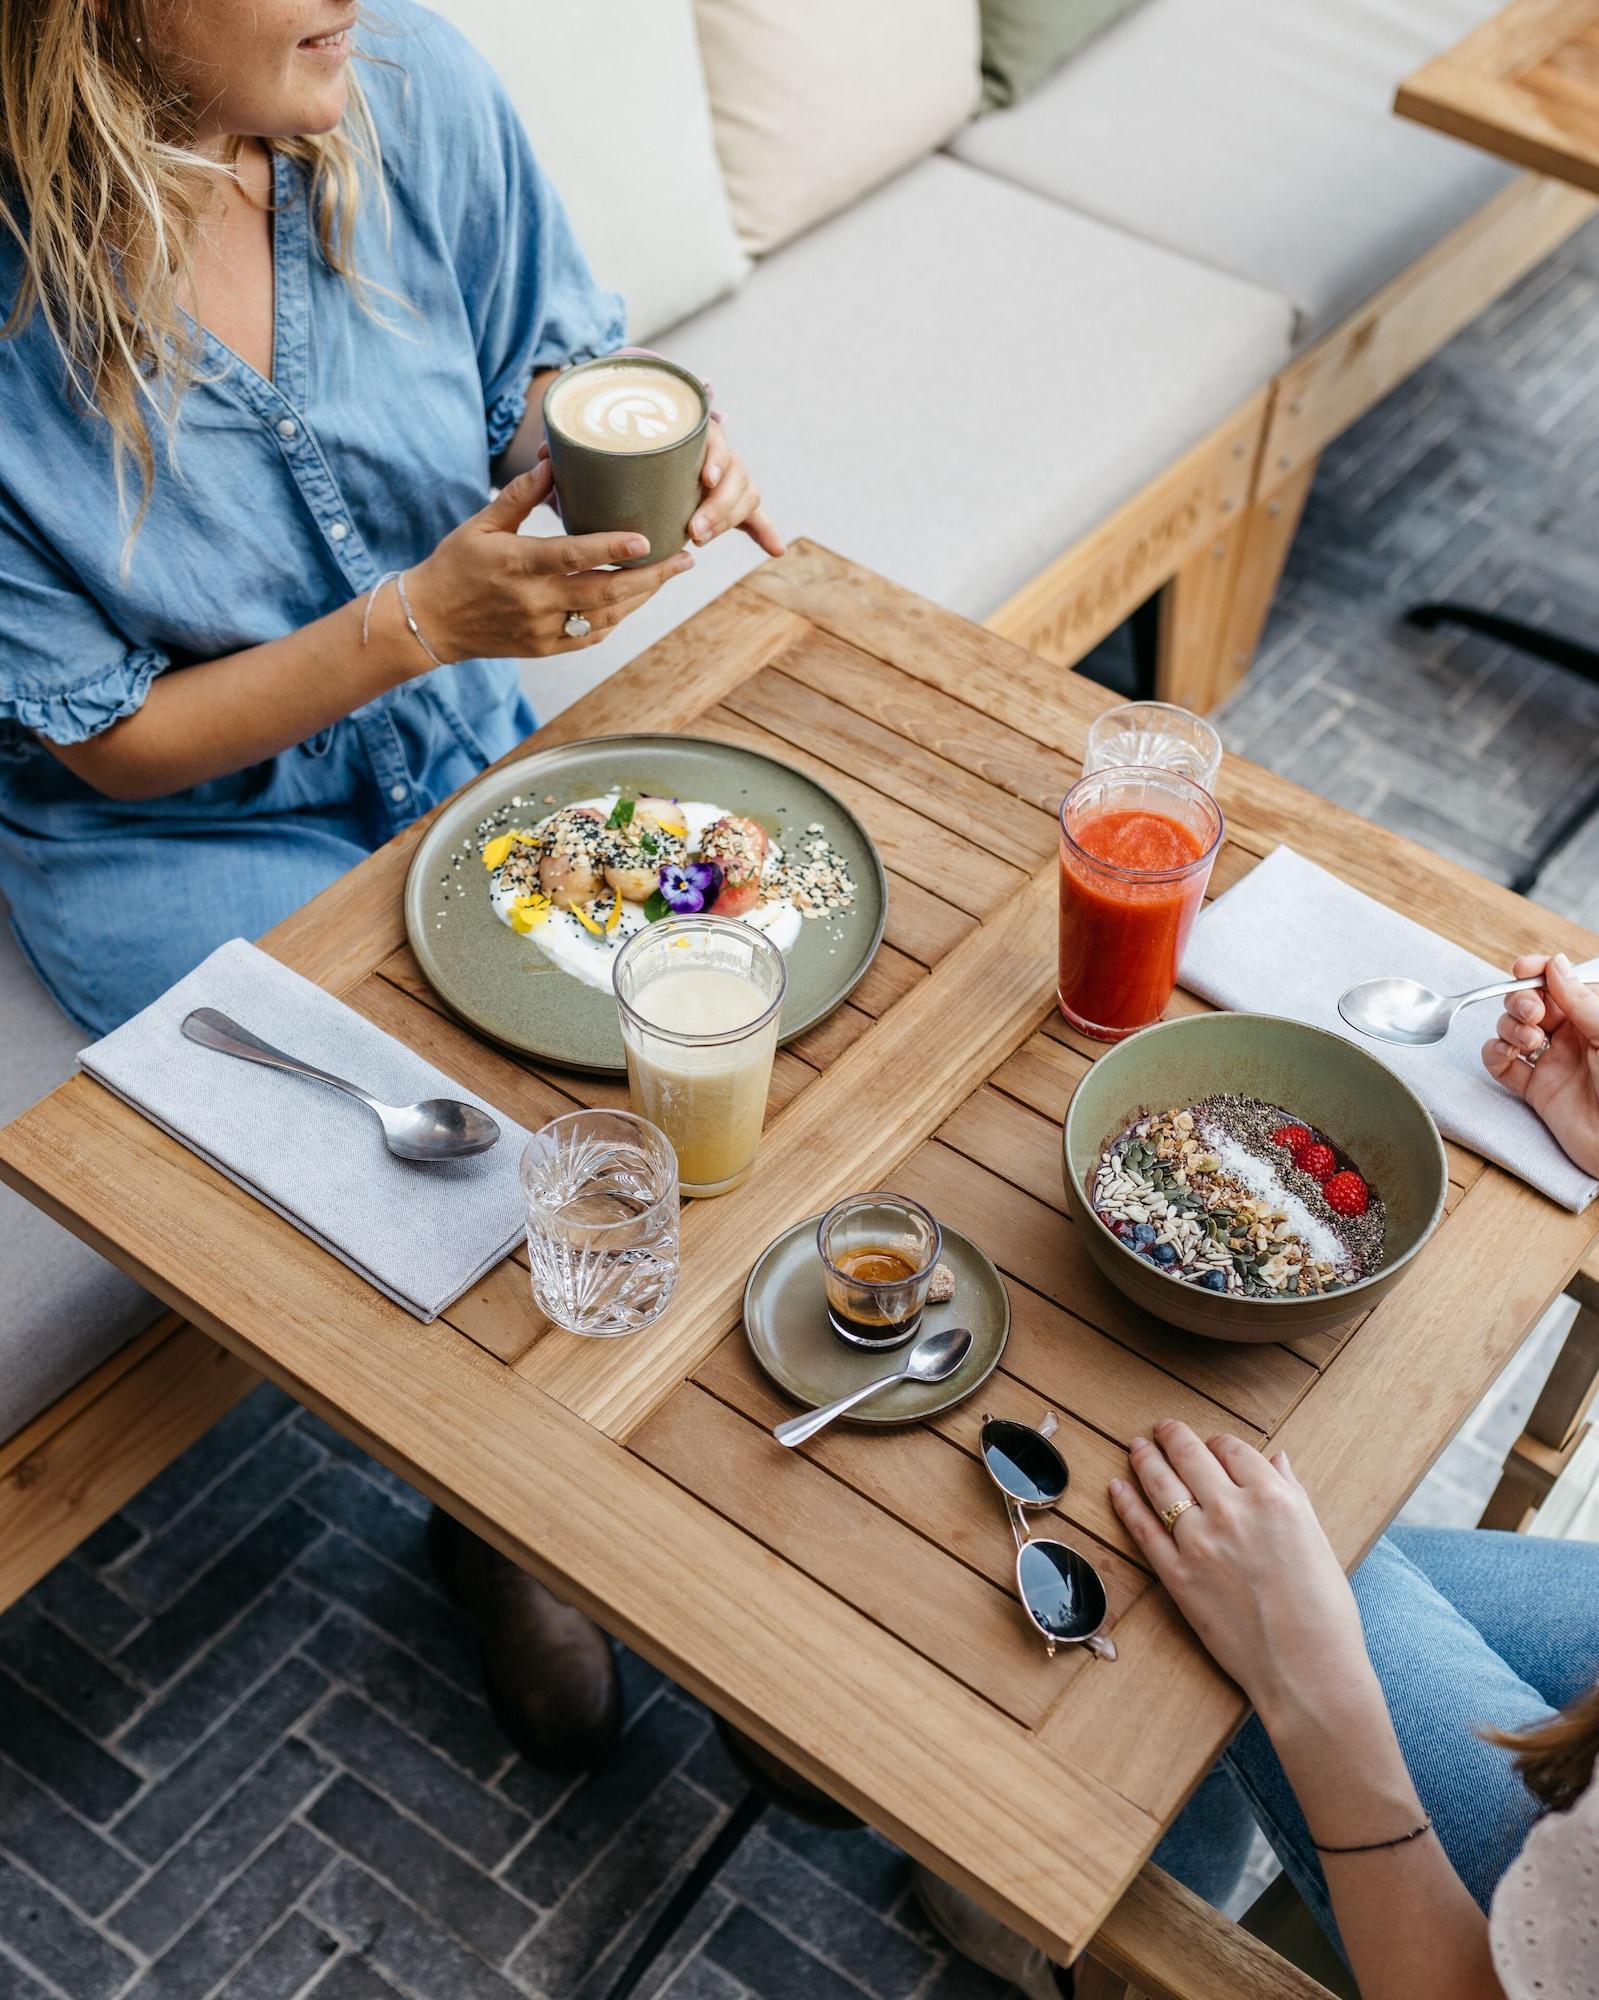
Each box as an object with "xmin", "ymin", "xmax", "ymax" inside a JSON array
[{"xmin": 4, "ymin": 217, "xmax": 1597, "ymax": 2000}]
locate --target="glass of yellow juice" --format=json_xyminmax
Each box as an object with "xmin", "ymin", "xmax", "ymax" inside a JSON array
[{"xmin": 612, "ymin": 915, "xmax": 788, "ymax": 1198}]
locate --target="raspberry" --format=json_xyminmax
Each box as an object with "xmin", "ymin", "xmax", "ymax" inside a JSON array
[
  {"xmin": 1323, "ymin": 1171, "xmax": 1369, "ymax": 1217},
  {"xmin": 1296, "ymin": 1143, "xmax": 1337, "ymax": 1182},
  {"xmin": 1271, "ymin": 1124, "xmax": 1311, "ymax": 1153}
]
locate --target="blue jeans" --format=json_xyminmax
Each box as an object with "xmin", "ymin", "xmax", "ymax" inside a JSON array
[{"xmin": 1151, "ymin": 1526, "xmax": 1599, "ymax": 1949}]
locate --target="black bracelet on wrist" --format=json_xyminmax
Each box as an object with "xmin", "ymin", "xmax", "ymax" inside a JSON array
[{"xmin": 1312, "ymin": 1815, "xmax": 1432, "ymax": 1856}]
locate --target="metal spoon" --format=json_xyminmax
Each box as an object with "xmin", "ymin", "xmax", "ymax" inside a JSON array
[
  {"xmin": 1337, "ymin": 955, "xmax": 1599, "ymax": 1047},
  {"xmin": 181, "ymin": 1008, "xmax": 500, "ymax": 1161},
  {"xmin": 772, "ymin": 1325, "xmax": 973, "ymax": 1448}
]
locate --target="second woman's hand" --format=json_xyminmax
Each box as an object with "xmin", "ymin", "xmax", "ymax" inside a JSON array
[
  {"xmin": 1109, "ymin": 1421, "xmax": 1374, "ymax": 1727},
  {"xmin": 403, "ymin": 459, "xmax": 694, "ymax": 667},
  {"xmin": 1482, "ymin": 951, "xmax": 1599, "ymax": 1177}
]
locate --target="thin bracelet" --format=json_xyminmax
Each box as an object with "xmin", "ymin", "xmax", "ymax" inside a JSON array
[
  {"xmin": 361, "ymin": 570, "xmax": 401, "ymax": 647},
  {"xmin": 394, "ymin": 569, "xmax": 447, "ymax": 669},
  {"xmin": 1313, "ymin": 1816, "xmax": 1432, "ymax": 1856}
]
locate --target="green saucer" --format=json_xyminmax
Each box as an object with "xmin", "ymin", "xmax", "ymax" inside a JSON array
[{"xmin": 743, "ymin": 1216, "xmax": 1010, "ymax": 1425}]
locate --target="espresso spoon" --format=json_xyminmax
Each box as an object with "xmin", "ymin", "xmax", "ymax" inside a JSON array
[
  {"xmin": 772, "ymin": 1325, "xmax": 972, "ymax": 1448},
  {"xmin": 1337, "ymin": 955, "xmax": 1599, "ymax": 1049},
  {"xmin": 181, "ymin": 1008, "xmax": 501, "ymax": 1161}
]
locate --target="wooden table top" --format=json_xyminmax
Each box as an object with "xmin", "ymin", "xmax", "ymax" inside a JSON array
[
  {"xmin": 4, "ymin": 544, "xmax": 1597, "ymax": 1964},
  {"xmin": 1397, "ymin": 0, "xmax": 1599, "ymax": 195}
]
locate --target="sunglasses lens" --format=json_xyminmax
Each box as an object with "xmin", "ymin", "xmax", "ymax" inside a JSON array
[
  {"xmin": 981, "ymin": 1419, "xmax": 1067, "ymax": 1504},
  {"xmin": 1017, "ymin": 1540, "xmax": 1108, "ymax": 1642}
]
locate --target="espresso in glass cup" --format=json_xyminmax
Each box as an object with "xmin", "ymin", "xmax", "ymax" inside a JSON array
[{"xmin": 817, "ymin": 1192, "xmax": 942, "ymax": 1349}]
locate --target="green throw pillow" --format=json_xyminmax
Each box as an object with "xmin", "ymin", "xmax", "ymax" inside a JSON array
[{"xmin": 979, "ymin": 0, "xmax": 1148, "ymax": 110}]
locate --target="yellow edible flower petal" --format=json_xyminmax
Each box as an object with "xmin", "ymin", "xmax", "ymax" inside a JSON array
[
  {"xmin": 482, "ymin": 831, "xmax": 526, "ymax": 872},
  {"xmin": 570, "ymin": 902, "xmax": 605, "ymax": 937},
  {"xmin": 655, "ymin": 818, "xmax": 687, "ymax": 839},
  {"xmin": 509, "ymin": 891, "xmax": 551, "ymax": 935},
  {"xmin": 605, "ymin": 894, "xmax": 623, "ymax": 934}
]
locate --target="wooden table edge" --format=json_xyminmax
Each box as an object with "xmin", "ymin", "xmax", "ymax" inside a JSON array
[{"xmin": 1395, "ymin": 0, "xmax": 1599, "ymax": 197}]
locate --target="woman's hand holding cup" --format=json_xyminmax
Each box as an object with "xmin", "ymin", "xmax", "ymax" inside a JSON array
[{"xmin": 403, "ymin": 458, "xmax": 695, "ymax": 665}]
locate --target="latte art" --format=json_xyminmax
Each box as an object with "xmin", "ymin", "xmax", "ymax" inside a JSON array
[{"xmin": 547, "ymin": 363, "xmax": 704, "ymax": 455}]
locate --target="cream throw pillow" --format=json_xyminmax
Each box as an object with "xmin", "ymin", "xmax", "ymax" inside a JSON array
[
  {"xmin": 426, "ymin": 0, "xmax": 750, "ymax": 341},
  {"xmin": 693, "ymin": 0, "xmax": 982, "ymax": 254}
]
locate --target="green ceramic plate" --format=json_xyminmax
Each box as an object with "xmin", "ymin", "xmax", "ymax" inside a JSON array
[
  {"xmin": 743, "ymin": 1216, "xmax": 1010, "ymax": 1425},
  {"xmin": 404, "ymin": 734, "xmax": 887, "ymax": 1071}
]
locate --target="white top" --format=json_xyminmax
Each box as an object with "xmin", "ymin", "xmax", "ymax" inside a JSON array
[{"xmin": 1490, "ymin": 1776, "xmax": 1599, "ymax": 1998}]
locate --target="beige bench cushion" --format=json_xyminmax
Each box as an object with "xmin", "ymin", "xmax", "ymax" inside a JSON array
[
  {"xmin": 693, "ymin": 0, "xmax": 982, "ymax": 254},
  {"xmin": 427, "ymin": 0, "xmax": 749, "ymax": 343},
  {"xmin": 0, "ymin": 919, "xmax": 160, "ymax": 1445},
  {"xmin": 525, "ymin": 153, "xmax": 1293, "ymax": 717},
  {"xmin": 951, "ymin": 0, "xmax": 1516, "ymax": 344}
]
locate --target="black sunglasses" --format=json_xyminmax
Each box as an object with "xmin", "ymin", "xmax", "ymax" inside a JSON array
[{"xmin": 979, "ymin": 1412, "xmax": 1118, "ymax": 1662}]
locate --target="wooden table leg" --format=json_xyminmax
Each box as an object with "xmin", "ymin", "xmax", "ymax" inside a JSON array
[
  {"xmin": 1075, "ymin": 1957, "xmax": 1150, "ymax": 1999},
  {"xmin": 1479, "ymin": 1270, "xmax": 1599, "ymax": 1530}
]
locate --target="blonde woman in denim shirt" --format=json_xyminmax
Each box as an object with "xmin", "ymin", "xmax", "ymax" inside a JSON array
[{"xmin": 0, "ymin": 0, "xmax": 780, "ymax": 1766}]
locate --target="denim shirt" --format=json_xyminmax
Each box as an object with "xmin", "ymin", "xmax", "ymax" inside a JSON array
[{"xmin": 0, "ymin": 0, "xmax": 624, "ymax": 1035}]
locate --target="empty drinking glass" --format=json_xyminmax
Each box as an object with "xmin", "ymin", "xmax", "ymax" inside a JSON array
[
  {"xmin": 1084, "ymin": 701, "xmax": 1222, "ymax": 793},
  {"xmin": 519, "ymin": 1110, "xmax": 680, "ymax": 1337}
]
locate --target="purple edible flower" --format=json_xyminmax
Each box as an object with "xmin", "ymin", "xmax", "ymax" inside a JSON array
[{"xmin": 659, "ymin": 860, "xmax": 723, "ymax": 913}]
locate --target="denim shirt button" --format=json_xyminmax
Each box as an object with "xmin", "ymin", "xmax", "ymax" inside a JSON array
[
  {"xmin": 329, "ymin": 521, "xmax": 349, "ymax": 541},
  {"xmin": 276, "ymin": 417, "xmax": 298, "ymax": 440},
  {"xmin": 389, "ymin": 782, "xmax": 408, "ymax": 804}
]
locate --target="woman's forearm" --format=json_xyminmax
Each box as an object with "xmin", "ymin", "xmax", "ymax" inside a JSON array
[
  {"xmin": 1258, "ymin": 1672, "xmax": 1501, "ymax": 2000},
  {"xmin": 41, "ymin": 582, "xmax": 427, "ymax": 801}
]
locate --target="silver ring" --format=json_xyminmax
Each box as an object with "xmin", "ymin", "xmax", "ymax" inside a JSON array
[
  {"xmin": 562, "ymin": 612, "xmax": 591, "ymax": 640},
  {"xmin": 1515, "ymin": 1037, "xmax": 1546, "ymax": 1070}
]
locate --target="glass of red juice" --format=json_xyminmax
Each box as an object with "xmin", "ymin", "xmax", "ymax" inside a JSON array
[{"xmin": 1057, "ymin": 766, "xmax": 1223, "ymax": 1040}]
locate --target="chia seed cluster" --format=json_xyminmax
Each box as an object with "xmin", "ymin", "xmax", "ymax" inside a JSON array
[{"xmin": 1092, "ymin": 1095, "xmax": 1386, "ymax": 1299}]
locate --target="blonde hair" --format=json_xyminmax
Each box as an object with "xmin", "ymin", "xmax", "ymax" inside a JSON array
[{"xmin": 0, "ymin": 0, "xmax": 387, "ymax": 536}]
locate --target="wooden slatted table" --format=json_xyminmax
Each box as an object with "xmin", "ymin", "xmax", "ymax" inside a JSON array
[
  {"xmin": 1397, "ymin": 0, "xmax": 1599, "ymax": 195},
  {"xmin": 3, "ymin": 544, "xmax": 1597, "ymax": 1966}
]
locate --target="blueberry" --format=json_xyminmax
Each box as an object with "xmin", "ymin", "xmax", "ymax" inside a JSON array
[
  {"xmin": 1153, "ymin": 1242, "xmax": 1178, "ymax": 1266},
  {"xmin": 1200, "ymin": 1269, "xmax": 1228, "ymax": 1291},
  {"xmin": 1132, "ymin": 1223, "xmax": 1158, "ymax": 1247}
]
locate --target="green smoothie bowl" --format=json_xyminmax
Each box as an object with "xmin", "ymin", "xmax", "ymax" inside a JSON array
[{"xmin": 1061, "ymin": 1013, "xmax": 1448, "ymax": 1342}]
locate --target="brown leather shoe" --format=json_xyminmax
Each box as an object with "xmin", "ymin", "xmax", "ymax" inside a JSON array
[{"xmin": 427, "ymin": 1506, "xmax": 621, "ymax": 1772}]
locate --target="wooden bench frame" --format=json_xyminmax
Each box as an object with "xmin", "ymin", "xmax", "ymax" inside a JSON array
[
  {"xmin": 988, "ymin": 172, "xmax": 1595, "ymax": 712},
  {"xmin": 1, "ymin": 166, "xmax": 1595, "ymax": 2000}
]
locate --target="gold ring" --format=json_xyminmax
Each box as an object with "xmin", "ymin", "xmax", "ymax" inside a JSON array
[{"xmin": 1160, "ymin": 1498, "xmax": 1197, "ymax": 1532}]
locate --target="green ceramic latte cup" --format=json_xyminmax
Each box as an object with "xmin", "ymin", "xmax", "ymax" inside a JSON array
[{"xmin": 542, "ymin": 355, "xmax": 710, "ymax": 571}]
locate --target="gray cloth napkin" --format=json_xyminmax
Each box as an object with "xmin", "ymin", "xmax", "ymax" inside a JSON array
[
  {"xmin": 78, "ymin": 939, "xmax": 530, "ymax": 1319},
  {"xmin": 1181, "ymin": 846, "xmax": 1598, "ymax": 1214}
]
